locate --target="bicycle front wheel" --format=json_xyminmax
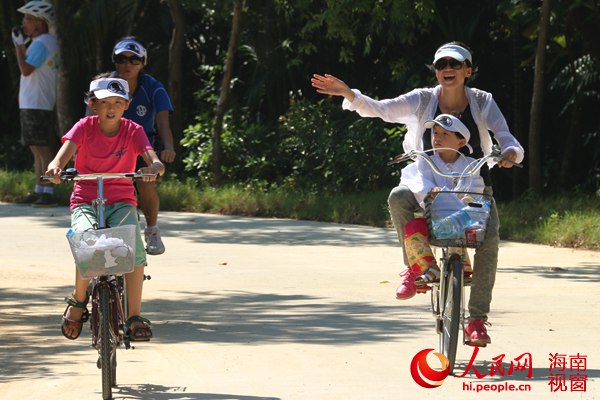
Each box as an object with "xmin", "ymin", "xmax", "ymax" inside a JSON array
[
  {"xmin": 98, "ymin": 285, "xmax": 113, "ymax": 399},
  {"xmin": 439, "ymin": 256, "xmax": 463, "ymax": 375}
]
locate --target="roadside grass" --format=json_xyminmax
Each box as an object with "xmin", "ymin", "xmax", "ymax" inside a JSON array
[
  {"xmin": 0, "ymin": 170, "xmax": 73, "ymax": 203},
  {"xmin": 497, "ymin": 193, "xmax": 600, "ymax": 249},
  {"xmin": 2, "ymin": 170, "xmax": 599, "ymax": 250},
  {"xmin": 159, "ymin": 177, "xmax": 390, "ymax": 226}
]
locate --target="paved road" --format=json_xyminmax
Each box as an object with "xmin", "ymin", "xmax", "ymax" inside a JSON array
[{"xmin": 1, "ymin": 203, "xmax": 599, "ymax": 399}]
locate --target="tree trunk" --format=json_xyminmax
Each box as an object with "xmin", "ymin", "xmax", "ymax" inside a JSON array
[
  {"xmin": 212, "ymin": 0, "xmax": 243, "ymax": 185},
  {"xmin": 510, "ymin": 25, "xmax": 526, "ymax": 198},
  {"xmin": 167, "ymin": 0, "xmax": 185, "ymax": 173},
  {"xmin": 1, "ymin": 0, "xmax": 22, "ymax": 106},
  {"xmin": 559, "ymin": 95, "xmax": 582, "ymax": 188},
  {"xmin": 528, "ymin": 0, "xmax": 552, "ymax": 193},
  {"xmin": 53, "ymin": 0, "xmax": 78, "ymax": 136}
]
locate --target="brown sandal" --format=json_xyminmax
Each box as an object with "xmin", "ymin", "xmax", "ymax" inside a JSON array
[
  {"xmin": 61, "ymin": 296, "xmax": 89, "ymax": 340},
  {"xmin": 126, "ymin": 316, "xmax": 153, "ymax": 341}
]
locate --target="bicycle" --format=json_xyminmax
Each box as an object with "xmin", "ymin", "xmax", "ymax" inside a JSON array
[
  {"xmin": 389, "ymin": 145, "xmax": 522, "ymax": 374},
  {"xmin": 43, "ymin": 168, "xmax": 155, "ymax": 400}
]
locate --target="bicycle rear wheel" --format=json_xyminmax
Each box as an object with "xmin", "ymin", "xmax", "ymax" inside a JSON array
[
  {"xmin": 439, "ymin": 256, "xmax": 463, "ymax": 375},
  {"xmin": 98, "ymin": 285, "xmax": 113, "ymax": 399}
]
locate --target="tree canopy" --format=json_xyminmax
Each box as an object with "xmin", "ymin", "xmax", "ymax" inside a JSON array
[{"xmin": 2, "ymin": 0, "xmax": 599, "ymax": 196}]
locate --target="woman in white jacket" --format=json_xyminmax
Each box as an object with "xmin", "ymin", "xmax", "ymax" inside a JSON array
[{"xmin": 312, "ymin": 41, "xmax": 524, "ymax": 347}]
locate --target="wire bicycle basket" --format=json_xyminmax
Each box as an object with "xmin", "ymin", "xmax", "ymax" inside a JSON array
[
  {"xmin": 67, "ymin": 225, "xmax": 136, "ymax": 279},
  {"xmin": 425, "ymin": 191, "xmax": 493, "ymax": 248}
]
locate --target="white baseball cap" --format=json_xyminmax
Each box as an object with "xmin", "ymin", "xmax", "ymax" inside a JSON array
[
  {"xmin": 89, "ymin": 78, "xmax": 130, "ymax": 100},
  {"xmin": 424, "ymin": 114, "xmax": 473, "ymax": 154},
  {"xmin": 433, "ymin": 44, "xmax": 472, "ymax": 64}
]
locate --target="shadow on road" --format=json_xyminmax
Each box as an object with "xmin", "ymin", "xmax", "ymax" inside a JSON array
[
  {"xmin": 143, "ymin": 290, "xmax": 429, "ymax": 345},
  {"xmin": 113, "ymin": 384, "xmax": 281, "ymax": 400},
  {"xmin": 499, "ymin": 264, "xmax": 600, "ymax": 283},
  {"xmin": 0, "ymin": 286, "xmax": 430, "ymax": 383},
  {"xmin": 158, "ymin": 212, "xmax": 398, "ymax": 247},
  {"xmin": 0, "ymin": 203, "xmax": 398, "ymax": 247},
  {"xmin": 0, "ymin": 284, "xmax": 90, "ymax": 383}
]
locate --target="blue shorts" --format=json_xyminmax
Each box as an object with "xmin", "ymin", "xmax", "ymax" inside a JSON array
[{"xmin": 71, "ymin": 202, "xmax": 147, "ymax": 267}]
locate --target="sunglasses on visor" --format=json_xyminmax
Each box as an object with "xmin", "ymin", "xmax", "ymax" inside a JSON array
[
  {"xmin": 114, "ymin": 54, "xmax": 144, "ymax": 65},
  {"xmin": 433, "ymin": 58, "xmax": 464, "ymax": 70}
]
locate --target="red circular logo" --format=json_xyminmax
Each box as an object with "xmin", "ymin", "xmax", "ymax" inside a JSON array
[{"xmin": 410, "ymin": 348, "xmax": 450, "ymax": 388}]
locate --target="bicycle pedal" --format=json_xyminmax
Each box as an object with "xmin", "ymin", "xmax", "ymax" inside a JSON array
[
  {"xmin": 416, "ymin": 285, "xmax": 431, "ymax": 293},
  {"xmin": 465, "ymin": 340, "xmax": 487, "ymax": 348}
]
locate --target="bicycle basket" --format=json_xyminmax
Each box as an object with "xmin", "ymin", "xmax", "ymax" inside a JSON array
[
  {"xmin": 425, "ymin": 191, "xmax": 493, "ymax": 248},
  {"xmin": 67, "ymin": 225, "xmax": 136, "ymax": 279}
]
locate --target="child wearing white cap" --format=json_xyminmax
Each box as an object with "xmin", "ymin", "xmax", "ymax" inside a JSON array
[
  {"xmin": 396, "ymin": 114, "xmax": 484, "ymax": 302},
  {"xmin": 44, "ymin": 73, "xmax": 165, "ymax": 342}
]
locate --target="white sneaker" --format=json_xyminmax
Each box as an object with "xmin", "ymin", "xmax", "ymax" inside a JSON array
[{"xmin": 144, "ymin": 226, "xmax": 165, "ymax": 255}]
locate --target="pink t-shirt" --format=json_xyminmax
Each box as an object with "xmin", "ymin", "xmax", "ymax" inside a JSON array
[{"xmin": 62, "ymin": 116, "xmax": 153, "ymax": 209}]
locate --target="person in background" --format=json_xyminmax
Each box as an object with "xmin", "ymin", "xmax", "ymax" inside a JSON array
[
  {"xmin": 112, "ymin": 37, "xmax": 175, "ymax": 255},
  {"xmin": 13, "ymin": 1, "xmax": 59, "ymax": 207}
]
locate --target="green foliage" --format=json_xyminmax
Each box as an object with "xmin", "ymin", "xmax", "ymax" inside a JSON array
[
  {"xmin": 550, "ymin": 54, "xmax": 600, "ymax": 115},
  {"xmin": 276, "ymin": 98, "xmax": 404, "ymax": 191},
  {"xmin": 180, "ymin": 114, "xmax": 216, "ymax": 184},
  {"xmin": 3, "ymin": 0, "xmax": 600, "ymax": 195},
  {"xmin": 0, "ymin": 136, "xmax": 32, "ymax": 172},
  {"xmin": 160, "ymin": 181, "xmax": 391, "ymax": 226},
  {"xmin": 181, "ymin": 97, "xmax": 405, "ymax": 192},
  {"xmin": 497, "ymin": 191, "xmax": 600, "ymax": 249},
  {"xmin": 0, "ymin": 170, "xmax": 71, "ymax": 204},
  {"xmin": 295, "ymin": 0, "xmax": 436, "ymax": 63}
]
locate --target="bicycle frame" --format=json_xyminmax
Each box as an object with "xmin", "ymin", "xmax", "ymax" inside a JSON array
[
  {"xmin": 46, "ymin": 170, "xmax": 155, "ymax": 400},
  {"xmin": 429, "ymin": 248, "xmax": 469, "ymax": 375},
  {"xmin": 86, "ymin": 174, "xmax": 131, "ymax": 399}
]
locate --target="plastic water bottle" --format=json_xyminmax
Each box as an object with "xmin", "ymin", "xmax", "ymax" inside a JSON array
[{"xmin": 432, "ymin": 209, "xmax": 473, "ymax": 239}]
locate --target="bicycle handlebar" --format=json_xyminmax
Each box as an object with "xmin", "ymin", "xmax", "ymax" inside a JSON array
[
  {"xmin": 387, "ymin": 144, "xmax": 522, "ymax": 179},
  {"xmin": 41, "ymin": 168, "xmax": 158, "ymax": 182}
]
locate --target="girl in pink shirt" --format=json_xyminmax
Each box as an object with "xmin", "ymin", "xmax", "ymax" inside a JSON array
[{"xmin": 45, "ymin": 75, "xmax": 164, "ymax": 341}]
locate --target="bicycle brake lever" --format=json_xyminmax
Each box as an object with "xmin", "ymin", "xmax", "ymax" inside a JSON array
[
  {"xmin": 387, "ymin": 152, "xmax": 414, "ymax": 166},
  {"xmin": 490, "ymin": 145, "xmax": 523, "ymax": 168}
]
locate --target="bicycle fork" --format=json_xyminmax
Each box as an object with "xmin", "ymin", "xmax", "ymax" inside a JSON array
[{"xmin": 91, "ymin": 278, "xmax": 129, "ymax": 353}]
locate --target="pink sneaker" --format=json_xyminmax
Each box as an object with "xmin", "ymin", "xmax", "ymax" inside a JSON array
[
  {"xmin": 395, "ymin": 265, "xmax": 422, "ymax": 300},
  {"xmin": 465, "ymin": 319, "xmax": 491, "ymax": 347}
]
